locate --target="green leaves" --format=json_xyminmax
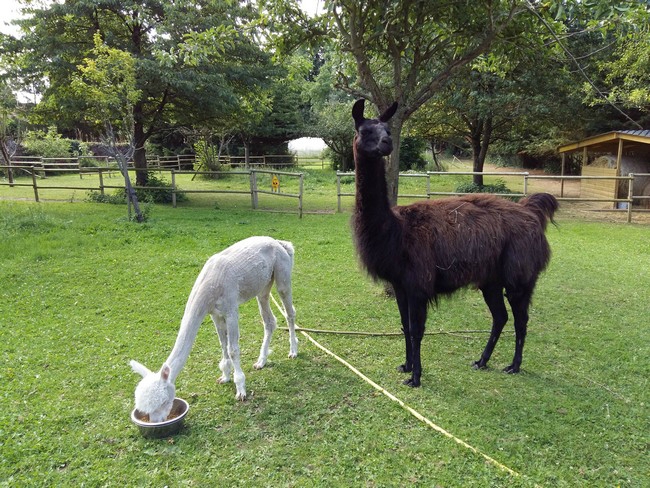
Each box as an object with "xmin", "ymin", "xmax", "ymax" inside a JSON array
[{"xmin": 71, "ymin": 33, "xmax": 140, "ymax": 133}]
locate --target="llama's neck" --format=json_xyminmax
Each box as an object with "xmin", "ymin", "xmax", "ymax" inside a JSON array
[
  {"xmin": 164, "ymin": 286, "xmax": 210, "ymax": 383},
  {"xmin": 354, "ymin": 151, "xmax": 395, "ymax": 223},
  {"xmin": 353, "ymin": 148, "xmax": 402, "ymax": 279}
]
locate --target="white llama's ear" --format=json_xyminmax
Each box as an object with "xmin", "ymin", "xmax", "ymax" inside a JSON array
[
  {"xmin": 160, "ymin": 363, "xmax": 171, "ymax": 382},
  {"xmin": 130, "ymin": 359, "xmax": 152, "ymax": 378}
]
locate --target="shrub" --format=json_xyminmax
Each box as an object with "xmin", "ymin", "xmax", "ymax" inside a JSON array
[
  {"xmin": 455, "ymin": 179, "xmax": 516, "ymax": 197},
  {"xmin": 23, "ymin": 126, "xmax": 90, "ymax": 158},
  {"xmin": 85, "ymin": 190, "xmax": 126, "ymax": 205},
  {"xmin": 86, "ymin": 173, "xmax": 187, "ymax": 205},
  {"xmin": 399, "ymin": 136, "xmax": 428, "ymax": 171},
  {"xmin": 135, "ymin": 173, "xmax": 188, "ymax": 204}
]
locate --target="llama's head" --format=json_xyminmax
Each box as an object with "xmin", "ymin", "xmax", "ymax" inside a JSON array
[
  {"xmin": 130, "ymin": 360, "xmax": 176, "ymax": 423},
  {"xmin": 352, "ymin": 99, "xmax": 398, "ymax": 158}
]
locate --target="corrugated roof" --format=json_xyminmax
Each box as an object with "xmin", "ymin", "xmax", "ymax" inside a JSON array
[
  {"xmin": 617, "ymin": 129, "xmax": 650, "ymax": 138},
  {"xmin": 558, "ymin": 130, "xmax": 650, "ymax": 153}
]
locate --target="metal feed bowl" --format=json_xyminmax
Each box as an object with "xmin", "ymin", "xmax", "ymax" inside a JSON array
[{"xmin": 131, "ymin": 397, "xmax": 189, "ymax": 439}]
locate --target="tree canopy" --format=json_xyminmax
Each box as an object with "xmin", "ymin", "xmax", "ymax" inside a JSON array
[
  {"xmin": 1, "ymin": 0, "xmax": 648, "ymax": 196},
  {"xmin": 4, "ymin": 0, "xmax": 279, "ymax": 185}
]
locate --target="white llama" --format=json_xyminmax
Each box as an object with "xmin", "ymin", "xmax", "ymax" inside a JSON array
[{"xmin": 130, "ymin": 236, "xmax": 298, "ymax": 422}]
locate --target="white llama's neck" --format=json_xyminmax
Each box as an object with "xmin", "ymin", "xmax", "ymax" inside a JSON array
[{"xmin": 164, "ymin": 286, "xmax": 210, "ymax": 383}]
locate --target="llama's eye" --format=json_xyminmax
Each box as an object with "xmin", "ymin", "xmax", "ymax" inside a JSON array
[{"xmin": 386, "ymin": 129, "xmax": 391, "ymax": 136}]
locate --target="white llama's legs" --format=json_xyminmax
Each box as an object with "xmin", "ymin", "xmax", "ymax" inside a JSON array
[
  {"xmin": 275, "ymin": 268, "xmax": 298, "ymax": 359},
  {"xmin": 224, "ymin": 310, "xmax": 246, "ymax": 401},
  {"xmin": 211, "ymin": 312, "xmax": 232, "ymax": 384},
  {"xmin": 254, "ymin": 285, "xmax": 277, "ymax": 370}
]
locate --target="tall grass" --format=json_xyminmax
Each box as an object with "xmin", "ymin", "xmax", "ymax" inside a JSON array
[{"xmin": 0, "ymin": 201, "xmax": 648, "ymax": 486}]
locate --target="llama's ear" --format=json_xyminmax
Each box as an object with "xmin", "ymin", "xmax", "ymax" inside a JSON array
[
  {"xmin": 352, "ymin": 99, "xmax": 366, "ymax": 126},
  {"xmin": 160, "ymin": 363, "xmax": 171, "ymax": 382},
  {"xmin": 130, "ymin": 360, "xmax": 152, "ymax": 378},
  {"xmin": 379, "ymin": 102, "xmax": 398, "ymax": 122}
]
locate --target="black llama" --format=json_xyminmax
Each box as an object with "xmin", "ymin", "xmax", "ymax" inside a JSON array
[{"xmin": 352, "ymin": 99, "xmax": 558, "ymax": 387}]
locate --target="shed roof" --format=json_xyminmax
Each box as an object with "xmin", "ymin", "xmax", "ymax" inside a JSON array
[{"xmin": 558, "ymin": 130, "xmax": 650, "ymax": 154}]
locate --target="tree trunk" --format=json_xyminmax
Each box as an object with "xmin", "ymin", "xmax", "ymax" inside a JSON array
[
  {"xmin": 385, "ymin": 118, "xmax": 403, "ymax": 207},
  {"xmin": 244, "ymin": 140, "xmax": 250, "ymax": 168},
  {"xmin": 133, "ymin": 101, "xmax": 148, "ymax": 187},
  {"xmin": 430, "ymin": 139, "xmax": 442, "ymax": 171},
  {"xmin": 0, "ymin": 142, "xmax": 14, "ymax": 186},
  {"xmin": 471, "ymin": 117, "xmax": 493, "ymax": 187}
]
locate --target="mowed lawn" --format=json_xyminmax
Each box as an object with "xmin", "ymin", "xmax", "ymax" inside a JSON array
[{"xmin": 0, "ymin": 199, "xmax": 648, "ymax": 487}]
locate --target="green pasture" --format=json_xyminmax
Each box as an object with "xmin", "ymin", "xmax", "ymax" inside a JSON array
[{"xmin": 0, "ymin": 197, "xmax": 648, "ymax": 486}]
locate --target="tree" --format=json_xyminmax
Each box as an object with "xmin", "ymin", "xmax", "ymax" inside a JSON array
[
  {"xmin": 71, "ymin": 33, "xmax": 144, "ymax": 222},
  {"xmin": 0, "ymin": 80, "xmax": 23, "ymax": 185},
  {"xmin": 586, "ymin": 27, "xmax": 650, "ymax": 127},
  {"xmin": 4, "ymin": 0, "xmax": 273, "ymax": 186},
  {"xmin": 322, "ymin": 0, "xmax": 525, "ymax": 204}
]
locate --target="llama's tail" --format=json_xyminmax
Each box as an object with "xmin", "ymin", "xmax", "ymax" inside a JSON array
[
  {"xmin": 277, "ymin": 240, "xmax": 295, "ymax": 258},
  {"xmin": 520, "ymin": 193, "xmax": 559, "ymax": 229}
]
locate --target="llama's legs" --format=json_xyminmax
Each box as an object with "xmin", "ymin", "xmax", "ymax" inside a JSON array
[
  {"xmin": 405, "ymin": 296, "xmax": 428, "ymax": 387},
  {"xmin": 503, "ymin": 287, "xmax": 533, "ymax": 373},
  {"xmin": 394, "ymin": 286, "xmax": 413, "ymax": 373},
  {"xmin": 210, "ymin": 312, "xmax": 233, "ymax": 383},
  {"xmin": 473, "ymin": 286, "xmax": 509, "ymax": 370},
  {"xmin": 254, "ymin": 285, "xmax": 277, "ymax": 370},
  {"xmin": 275, "ymin": 268, "xmax": 298, "ymax": 359},
  {"xmin": 225, "ymin": 310, "xmax": 246, "ymax": 400}
]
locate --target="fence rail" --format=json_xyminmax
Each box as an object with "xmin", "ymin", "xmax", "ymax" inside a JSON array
[
  {"xmin": 3, "ymin": 163, "xmax": 649, "ymax": 223},
  {"xmin": 0, "ymin": 165, "xmax": 305, "ymax": 218},
  {"xmin": 337, "ymin": 170, "xmax": 648, "ymax": 223}
]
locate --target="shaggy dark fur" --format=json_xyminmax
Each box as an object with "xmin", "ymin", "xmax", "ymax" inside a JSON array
[{"xmin": 351, "ymin": 99, "xmax": 558, "ymax": 387}]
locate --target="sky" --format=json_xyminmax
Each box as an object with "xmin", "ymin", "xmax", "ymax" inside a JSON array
[
  {"xmin": 0, "ymin": 0, "xmax": 323, "ymax": 35},
  {"xmin": 0, "ymin": 0, "xmax": 24, "ymax": 36}
]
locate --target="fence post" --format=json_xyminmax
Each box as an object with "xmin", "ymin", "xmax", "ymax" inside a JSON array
[
  {"xmin": 172, "ymin": 170, "xmax": 177, "ymax": 208},
  {"xmin": 31, "ymin": 166, "xmax": 39, "ymax": 202},
  {"xmin": 250, "ymin": 170, "xmax": 258, "ymax": 209},
  {"xmin": 627, "ymin": 173, "xmax": 634, "ymax": 223},
  {"xmin": 523, "ymin": 172, "xmax": 529, "ymax": 196},
  {"xmin": 426, "ymin": 173, "xmax": 430, "ymax": 199},
  {"xmin": 336, "ymin": 172, "xmax": 342, "ymax": 213},
  {"xmin": 299, "ymin": 173, "xmax": 304, "ymax": 218},
  {"xmin": 99, "ymin": 169, "xmax": 105, "ymax": 195}
]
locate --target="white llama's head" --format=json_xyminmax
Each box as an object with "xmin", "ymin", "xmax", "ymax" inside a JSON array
[{"xmin": 129, "ymin": 360, "xmax": 176, "ymax": 423}]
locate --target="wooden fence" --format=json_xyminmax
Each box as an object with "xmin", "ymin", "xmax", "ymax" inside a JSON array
[
  {"xmin": 2, "ymin": 153, "xmax": 321, "ymax": 177},
  {"xmin": 337, "ymin": 170, "xmax": 648, "ymax": 223},
  {"xmin": 0, "ymin": 165, "xmax": 305, "ymax": 218}
]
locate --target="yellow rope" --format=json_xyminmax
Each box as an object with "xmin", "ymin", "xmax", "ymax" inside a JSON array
[
  {"xmin": 277, "ymin": 326, "xmax": 487, "ymax": 337},
  {"xmin": 270, "ymin": 294, "xmax": 520, "ymax": 478}
]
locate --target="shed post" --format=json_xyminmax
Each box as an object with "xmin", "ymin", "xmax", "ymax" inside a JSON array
[
  {"xmin": 560, "ymin": 153, "xmax": 566, "ymax": 197},
  {"xmin": 616, "ymin": 138, "xmax": 624, "ymax": 209},
  {"xmin": 627, "ymin": 173, "xmax": 634, "ymax": 223}
]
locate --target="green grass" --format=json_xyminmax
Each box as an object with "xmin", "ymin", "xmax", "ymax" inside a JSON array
[{"xmin": 0, "ymin": 199, "xmax": 648, "ymax": 486}]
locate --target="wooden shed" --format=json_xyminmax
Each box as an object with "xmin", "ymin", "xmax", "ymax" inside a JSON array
[{"xmin": 558, "ymin": 130, "xmax": 650, "ymax": 207}]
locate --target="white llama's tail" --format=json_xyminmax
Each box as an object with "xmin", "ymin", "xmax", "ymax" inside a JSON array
[{"xmin": 277, "ymin": 240, "xmax": 294, "ymax": 258}]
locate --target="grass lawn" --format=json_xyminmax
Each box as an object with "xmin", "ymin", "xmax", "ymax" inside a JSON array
[{"xmin": 0, "ymin": 192, "xmax": 648, "ymax": 486}]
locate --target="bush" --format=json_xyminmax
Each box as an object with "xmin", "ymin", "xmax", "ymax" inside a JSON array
[
  {"xmin": 455, "ymin": 179, "xmax": 516, "ymax": 197},
  {"xmin": 23, "ymin": 126, "xmax": 90, "ymax": 158},
  {"xmin": 399, "ymin": 136, "xmax": 428, "ymax": 171},
  {"xmin": 86, "ymin": 173, "xmax": 187, "ymax": 205},
  {"xmin": 85, "ymin": 190, "xmax": 126, "ymax": 205},
  {"xmin": 135, "ymin": 173, "xmax": 188, "ymax": 204}
]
